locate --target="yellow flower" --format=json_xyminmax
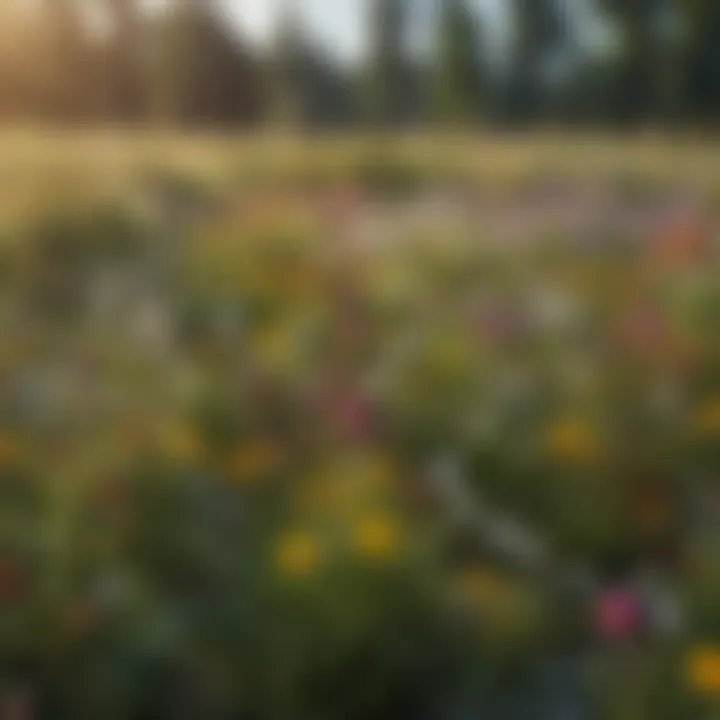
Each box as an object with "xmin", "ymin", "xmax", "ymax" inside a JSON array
[
  {"xmin": 253, "ymin": 319, "xmax": 312, "ymax": 374},
  {"xmin": 421, "ymin": 329, "xmax": 474, "ymax": 376},
  {"xmin": 545, "ymin": 418, "xmax": 600, "ymax": 465},
  {"xmin": 0, "ymin": 432, "xmax": 21, "ymax": 470},
  {"xmin": 354, "ymin": 515, "xmax": 401, "ymax": 560},
  {"xmin": 282, "ymin": 266, "xmax": 319, "ymax": 297},
  {"xmin": 294, "ymin": 452, "xmax": 397, "ymax": 515},
  {"xmin": 686, "ymin": 647, "xmax": 720, "ymax": 694},
  {"xmin": 693, "ymin": 398, "xmax": 720, "ymax": 437},
  {"xmin": 349, "ymin": 452, "xmax": 396, "ymax": 492},
  {"xmin": 156, "ymin": 422, "xmax": 203, "ymax": 463},
  {"xmin": 369, "ymin": 263, "xmax": 419, "ymax": 305},
  {"xmin": 254, "ymin": 323, "xmax": 297, "ymax": 369},
  {"xmin": 451, "ymin": 568, "xmax": 509, "ymax": 611},
  {"xmin": 229, "ymin": 439, "xmax": 282, "ymax": 484},
  {"xmin": 450, "ymin": 568, "xmax": 539, "ymax": 642},
  {"xmin": 275, "ymin": 531, "xmax": 321, "ymax": 578}
]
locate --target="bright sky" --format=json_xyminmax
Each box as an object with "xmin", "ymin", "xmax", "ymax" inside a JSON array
[
  {"xmin": 140, "ymin": 0, "xmax": 603, "ymax": 65},
  {"xmin": 225, "ymin": 0, "xmax": 366, "ymax": 59},
  {"xmin": 221, "ymin": 0, "xmax": 509, "ymax": 63}
]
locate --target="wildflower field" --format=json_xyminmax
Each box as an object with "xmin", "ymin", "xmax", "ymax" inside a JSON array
[{"xmin": 2, "ymin": 133, "xmax": 720, "ymax": 718}]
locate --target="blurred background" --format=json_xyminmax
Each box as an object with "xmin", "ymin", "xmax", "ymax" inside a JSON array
[
  {"xmin": 2, "ymin": 2, "xmax": 720, "ymax": 720},
  {"xmin": 0, "ymin": 0, "xmax": 719, "ymax": 129}
]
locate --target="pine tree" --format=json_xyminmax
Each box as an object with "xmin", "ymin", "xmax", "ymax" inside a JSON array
[
  {"xmin": 153, "ymin": 0, "xmax": 196, "ymax": 124},
  {"xmin": 41, "ymin": 0, "xmax": 87, "ymax": 119},
  {"xmin": 507, "ymin": 0, "xmax": 563, "ymax": 123},
  {"xmin": 106, "ymin": 0, "xmax": 145, "ymax": 120},
  {"xmin": 433, "ymin": 0, "xmax": 485, "ymax": 126},
  {"xmin": 150, "ymin": 0, "xmax": 262, "ymax": 126},
  {"xmin": 270, "ymin": 0, "xmax": 305, "ymax": 128},
  {"xmin": 155, "ymin": 0, "xmax": 209, "ymax": 125},
  {"xmin": 677, "ymin": 0, "xmax": 720, "ymax": 123},
  {"xmin": 595, "ymin": 0, "xmax": 671, "ymax": 125},
  {"xmin": 366, "ymin": 0, "xmax": 407, "ymax": 127}
]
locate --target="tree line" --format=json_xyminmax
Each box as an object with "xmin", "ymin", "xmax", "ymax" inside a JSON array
[{"xmin": 0, "ymin": 0, "xmax": 719, "ymax": 128}]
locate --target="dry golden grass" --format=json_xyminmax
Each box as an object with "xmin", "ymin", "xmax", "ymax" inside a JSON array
[{"xmin": 0, "ymin": 129, "xmax": 718, "ymax": 238}]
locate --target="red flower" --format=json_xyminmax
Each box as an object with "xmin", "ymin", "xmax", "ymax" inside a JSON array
[
  {"xmin": 612, "ymin": 302, "xmax": 688, "ymax": 369},
  {"xmin": 648, "ymin": 210, "xmax": 711, "ymax": 269}
]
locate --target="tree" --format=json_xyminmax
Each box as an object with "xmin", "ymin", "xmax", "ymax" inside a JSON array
[
  {"xmin": 433, "ymin": 0, "xmax": 485, "ymax": 125},
  {"xmin": 507, "ymin": 0, "xmax": 564, "ymax": 123},
  {"xmin": 105, "ymin": 0, "xmax": 146, "ymax": 121},
  {"xmin": 366, "ymin": 0, "xmax": 407, "ymax": 127},
  {"xmin": 151, "ymin": 0, "xmax": 263, "ymax": 126},
  {"xmin": 595, "ymin": 0, "xmax": 672, "ymax": 125},
  {"xmin": 269, "ymin": 0, "xmax": 305, "ymax": 128},
  {"xmin": 40, "ymin": 0, "xmax": 89, "ymax": 119},
  {"xmin": 676, "ymin": 0, "xmax": 720, "ymax": 123},
  {"xmin": 0, "ymin": 3, "xmax": 46, "ymax": 117}
]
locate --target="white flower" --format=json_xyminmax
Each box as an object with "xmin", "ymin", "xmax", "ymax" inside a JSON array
[{"xmin": 529, "ymin": 284, "xmax": 582, "ymax": 333}]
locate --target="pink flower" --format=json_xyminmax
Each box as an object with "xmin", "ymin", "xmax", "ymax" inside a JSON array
[
  {"xmin": 595, "ymin": 588, "xmax": 643, "ymax": 641},
  {"xmin": 325, "ymin": 184, "xmax": 367, "ymax": 231},
  {"xmin": 312, "ymin": 380, "xmax": 377, "ymax": 443},
  {"xmin": 333, "ymin": 390, "xmax": 376, "ymax": 441}
]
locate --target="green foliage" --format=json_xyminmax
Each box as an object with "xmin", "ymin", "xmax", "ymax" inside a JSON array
[
  {"xmin": 433, "ymin": 0, "xmax": 486, "ymax": 125},
  {"xmin": 365, "ymin": 0, "xmax": 407, "ymax": 127},
  {"xmin": 596, "ymin": 0, "xmax": 677, "ymax": 124},
  {"xmin": 269, "ymin": 0, "xmax": 305, "ymax": 128},
  {"xmin": 351, "ymin": 151, "xmax": 428, "ymax": 197},
  {"xmin": 0, "ymin": 142, "xmax": 720, "ymax": 716},
  {"xmin": 507, "ymin": 0, "xmax": 564, "ymax": 122},
  {"xmin": 676, "ymin": 0, "xmax": 720, "ymax": 122}
]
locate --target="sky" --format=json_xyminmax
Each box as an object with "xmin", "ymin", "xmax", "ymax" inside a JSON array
[
  {"xmin": 220, "ymin": 0, "xmax": 509, "ymax": 64},
  {"xmin": 224, "ymin": 0, "xmax": 366, "ymax": 60}
]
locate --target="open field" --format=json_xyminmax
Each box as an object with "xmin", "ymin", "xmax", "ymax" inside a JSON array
[
  {"xmin": 4, "ymin": 131, "xmax": 720, "ymax": 180},
  {"xmin": 1, "ymin": 134, "xmax": 720, "ymax": 718}
]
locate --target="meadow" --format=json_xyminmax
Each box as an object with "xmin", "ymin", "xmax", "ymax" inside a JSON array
[{"xmin": 1, "ymin": 133, "xmax": 720, "ymax": 719}]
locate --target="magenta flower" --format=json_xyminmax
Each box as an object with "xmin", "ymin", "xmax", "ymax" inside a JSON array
[{"xmin": 594, "ymin": 587, "xmax": 643, "ymax": 641}]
